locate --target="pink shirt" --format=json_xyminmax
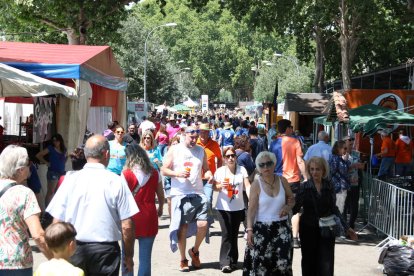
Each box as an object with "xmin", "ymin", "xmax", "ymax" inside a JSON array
[
  {"xmin": 166, "ymin": 124, "xmax": 180, "ymax": 139},
  {"xmin": 157, "ymin": 132, "xmax": 169, "ymax": 145}
]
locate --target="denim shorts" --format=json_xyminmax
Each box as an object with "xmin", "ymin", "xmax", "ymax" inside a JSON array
[
  {"xmin": 47, "ymin": 170, "xmax": 65, "ymax": 182},
  {"xmin": 163, "ymin": 176, "xmax": 171, "ymax": 198},
  {"xmin": 179, "ymin": 194, "xmax": 208, "ymax": 224}
]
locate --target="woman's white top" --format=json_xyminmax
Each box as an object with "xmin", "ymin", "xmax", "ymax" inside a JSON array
[
  {"xmin": 256, "ymin": 175, "xmax": 288, "ymax": 222},
  {"xmin": 214, "ymin": 165, "xmax": 247, "ymax": 211}
]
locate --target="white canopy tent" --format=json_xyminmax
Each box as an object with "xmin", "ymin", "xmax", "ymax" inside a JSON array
[
  {"xmin": 0, "ymin": 63, "xmax": 76, "ymax": 98},
  {"xmin": 183, "ymin": 97, "xmax": 198, "ymax": 108}
]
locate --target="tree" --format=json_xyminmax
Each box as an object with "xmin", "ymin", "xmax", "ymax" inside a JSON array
[
  {"xmin": 135, "ymin": 0, "xmax": 294, "ymax": 101},
  {"xmin": 0, "ymin": 0, "xmax": 138, "ymax": 44},
  {"xmin": 113, "ymin": 14, "xmax": 181, "ymax": 103}
]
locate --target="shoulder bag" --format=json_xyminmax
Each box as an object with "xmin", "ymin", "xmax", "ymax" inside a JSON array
[
  {"xmin": 310, "ymin": 183, "xmax": 341, "ymax": 239},
  {"xmin": 0, "ymin": 182, "xmax": 16, "ymax": 198}
]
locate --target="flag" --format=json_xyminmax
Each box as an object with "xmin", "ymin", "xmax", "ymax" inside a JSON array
[{"xmin": 273, "ymin": 80, "xmax": 279, "ymax": 112}]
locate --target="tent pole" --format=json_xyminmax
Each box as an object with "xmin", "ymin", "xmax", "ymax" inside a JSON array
[{"xmin": 369, "ymin": 137, "xmax": 373, "ymax": 176}]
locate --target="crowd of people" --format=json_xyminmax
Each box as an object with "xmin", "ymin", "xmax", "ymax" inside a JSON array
[{"xmin": 0, "ymin": 109, "xmax": 364, "ymax": 276}]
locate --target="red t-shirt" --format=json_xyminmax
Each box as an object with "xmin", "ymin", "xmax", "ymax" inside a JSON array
[
  {"xmin": 123, "ymin": 168, "xmax": 159, "ymax": 237},
  {"xmin": 381, "ymin": 136, "xmax": 396, "ymax": 157}
]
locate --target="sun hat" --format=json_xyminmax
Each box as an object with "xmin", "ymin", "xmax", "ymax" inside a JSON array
[
  {"xmin": 224, "ymin": 122, "xmax": 232, "ymax": 130},
  {"xmin": 199, "ymin": 123, "xmax": 210, "ymax": 131}
]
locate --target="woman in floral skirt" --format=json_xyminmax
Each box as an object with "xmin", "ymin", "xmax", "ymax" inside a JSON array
[{"xmin": 243, "ymin": 151, "xmax": 295, "ymax": 276}]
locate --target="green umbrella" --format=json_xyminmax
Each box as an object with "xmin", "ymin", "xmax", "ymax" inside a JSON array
[{"xmin": 171, "ymin": 104, "xmax": 191, "ymax": 112}]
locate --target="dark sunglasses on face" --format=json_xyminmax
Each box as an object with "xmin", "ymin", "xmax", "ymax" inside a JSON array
[
  {"xmin": 144, "ymin": 137, "xmax": 151, "ymax": 140},
  {"xmin": 258, "ymin": 161, "xmax": 274, "ymax": 168},
  {"xmin": 225, "ymin": 154, "xmax": 236, "ymax": 159},
  {"xmin": 116, "ymin": 131, "xmax": 124, "ymax": 134},
  {"xmin": 185, "ymin": 129, "xmax": 200, "ymax": 134}
]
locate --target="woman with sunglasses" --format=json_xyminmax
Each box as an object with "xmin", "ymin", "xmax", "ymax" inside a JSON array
[
  {"xmin": 107, "ymin": 125, "xmax": 127, "ymax": 175},
  {"xmin": 140, "ymin": 130, "xmax": 163, "ymax": 171},
  {"xmin": 243, "ymin": 151, "xmax": 295, "ymax": 276},
  {"xmin": 213, "ymin": 147, "xmax": 251, "ymax": 273}
]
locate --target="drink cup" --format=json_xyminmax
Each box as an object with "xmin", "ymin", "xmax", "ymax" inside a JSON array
[{"xmin": 185, "ymin": 167, "xmax": 191, "ymax": 178}]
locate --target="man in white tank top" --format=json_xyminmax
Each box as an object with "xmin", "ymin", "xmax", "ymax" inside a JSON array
[{"xmin": 161, "ymin": 126, "xmax": 214, "ymax": 272}]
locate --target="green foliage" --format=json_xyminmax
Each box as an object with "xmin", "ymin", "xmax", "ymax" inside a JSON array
[
  {"xmin": 217, "ymin": 88, "xmax": 233, "ymax": 103},
  {"xmin": 253, "ymin": 58, "xmax": 313, "ymax": 102},
  {"xmin": 112, "ymin": 14, "xmax": 181, "ymax": 103},
  {"xmin": 0, "ymin": 0, "xmax": 137, "ymax": 44}
]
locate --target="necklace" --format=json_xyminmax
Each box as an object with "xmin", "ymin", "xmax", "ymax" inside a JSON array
[{"xmin": 262, "ymin": 175, "xmax": 275, "ymax": 187}]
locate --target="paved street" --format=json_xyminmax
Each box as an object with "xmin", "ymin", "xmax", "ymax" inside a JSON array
[{"xmin": 32, "ymin": 201, "xmax": 385, "ymax": 276}]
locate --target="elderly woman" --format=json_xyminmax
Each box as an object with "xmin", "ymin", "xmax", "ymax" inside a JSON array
[
  {"xmin": 107, "ymin": 125, "xmax": 127, "ymax": 175},
  {"xmin": 122, "ymin": 144, "xmax": 164, "ymax": 276},
  {"xmin": 293, "ymin": 157, "xmax": 357, "ymax": 276},
  {"xmin": 140, "ymin": 130, "xmax": 163, "ymax": 171},
  {"xmin": 0, "ymin": 145, "xmax": 52, "ymax": 275},
  {"xmin": 329, "ymin": 140, "xmax": 351, "ymax": 213},
  {"xmin": 214, "ymin": 147, "xmax": 251, "ymax": 273},
  {"xmin": 243, "ymin": 151, "xmax": 295, "ymax": 276}
]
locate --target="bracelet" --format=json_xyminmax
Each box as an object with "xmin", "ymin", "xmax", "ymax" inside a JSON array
[{"xmin": 246, "ymin": 228, "xmax": 253, "ymax": 232}]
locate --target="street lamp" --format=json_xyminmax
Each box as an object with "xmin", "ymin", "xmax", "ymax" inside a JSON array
[
  {"xmin": 273, "ymin": 52, "xmax": 300, "ymax": 74},
  {"xmin": 143, "ymin": 22, "xmax": 177, "ymax": 104}
]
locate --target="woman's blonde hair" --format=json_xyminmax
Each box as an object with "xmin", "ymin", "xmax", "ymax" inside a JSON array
[
  {"xmin": 306, "ymin": 157, "xmax": 329, "ymax": 179},
  {"xmin": 140, "ymin": 130, "xmax": 155, "ymax": 150}
]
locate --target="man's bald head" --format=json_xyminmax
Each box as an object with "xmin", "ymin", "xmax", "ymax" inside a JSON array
[
  {"xmin": 318, "ymin": 131, "xmax": 329, "ymax": 142},
  {"xmin": 84, "ymin": 135, "xmax": 110, "ymax": 163}
]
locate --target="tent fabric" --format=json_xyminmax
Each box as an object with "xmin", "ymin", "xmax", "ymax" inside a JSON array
[
  {"xmin": 313, "ymin": 116, "xmax": 332, "ymax": 126},
  {"xmin": 0, "ymin": 63, "xmax": 76, "ymax": 99},
  {"xmin": 171, "ymin": 104, "xmax": 191, "ymax": 112},
  {"xmin": 183, "ymin": 98, "xmax": 198, "ymax": 108},
  {"xmin": 0, "ymin": 42, "xmax": 127, "ymax": 91},
  {"xmin": 349, "ymin": 104, "xmax": 414, "ymax": 136}
]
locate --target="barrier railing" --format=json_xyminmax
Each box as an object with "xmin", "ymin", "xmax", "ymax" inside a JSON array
[{"xmin": 365, "ymin": 178, "xmax": 414, "ymax": 246}]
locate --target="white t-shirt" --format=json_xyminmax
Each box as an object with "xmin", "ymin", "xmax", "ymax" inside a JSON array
[
  {"xmin": 46, "ymin": 163, "xmax": 139, "ymax": 242},
  {"xmin": 170, "ymin": 143, "xmax": 205, "ymax": 196},
  {"xmin": 214, "ymin": 165, "xmax": 247, "ymax": 211}
]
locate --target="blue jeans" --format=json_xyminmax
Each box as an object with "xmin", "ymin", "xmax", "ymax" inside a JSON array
[
  {"xmin": 0, "ymin": 268, "xmax": 32, "ymax": 276},
  {"xmin": 378, "ymin": 157, "xmax": 395, "ymax": 178},
  {"xmin": 123, "ymin": 237, "xmax": 155, "ymax": 276}
]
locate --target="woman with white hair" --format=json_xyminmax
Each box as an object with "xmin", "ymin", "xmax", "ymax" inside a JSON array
[
  {"xmin": 243, "ymin": 151, "xmax": 295, "ymax": 276},
  {"xmin": 0, "ymin": 145, "xmax": 52, "ymax": 275}
]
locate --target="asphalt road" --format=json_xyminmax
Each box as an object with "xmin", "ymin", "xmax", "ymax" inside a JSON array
[{"xmin": 32, "ymin": 203, "xmax": 385, "ymax": 276}]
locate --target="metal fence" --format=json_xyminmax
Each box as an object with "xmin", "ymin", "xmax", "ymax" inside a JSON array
[{"xmin": 366, "ymin": 178, "xmax": 414, "ymax": 246}]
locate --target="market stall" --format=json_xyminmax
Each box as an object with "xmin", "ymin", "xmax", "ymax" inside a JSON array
[{"xmin": 0, "ymin": 41, "xmax": 127, "ymax": 153}]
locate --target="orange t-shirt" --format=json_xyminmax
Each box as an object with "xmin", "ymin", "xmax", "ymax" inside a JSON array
[
  {"xmin": 381, "ymin": 136, "xmax": 396, "ymax": 157},
  {"xmin": 395, "ymin": 138, "xmax": 413, "ymax": 163},
  {"xmin": 197, "ymin": 138, "xmax": 222, "ymax": 175}
]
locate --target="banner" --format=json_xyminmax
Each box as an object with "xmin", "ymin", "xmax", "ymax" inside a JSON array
[{"xmin": 33, "ymin": 97, "xmax": 57, "ymax": 143}]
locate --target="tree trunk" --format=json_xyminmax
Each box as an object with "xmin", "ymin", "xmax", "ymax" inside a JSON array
[
  {"xmin": 409, "ymin": 0, "xmax": 414, "ymax": 12},
  {"xmin": 313, "ymin": 26, "xmax": 325, "ymax": 93},
  {"xmin": 339, "ymin": 0, "xmax": 352, "ymax": 92},
  {"xmin": 65, "ymin": 28, "xmax": 80, "ymax": 45}
]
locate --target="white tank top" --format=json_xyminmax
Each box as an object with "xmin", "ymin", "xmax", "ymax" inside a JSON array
[
  {"xmin": 256, "ymin": 175, "xmax": 288, "ymax": 222},
  {"xmin": 170, "ymin": 143, "xmax": 205, "ymax": 196}
]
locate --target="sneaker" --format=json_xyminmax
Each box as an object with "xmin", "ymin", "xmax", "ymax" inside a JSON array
[
  {"xmin": 221, "ymin": 265, "xmax": 232, "ymax": 273},
  {"xmin": 293, "ymin": 238, "xmax": 301, "ymax": 248},
  {"xmin": 188, "ymin": 247, "xmax": 201, "ymax": 269},
  {"xmin": 179, "ymin": 259, "xmax": 189, "ymax": 272}
]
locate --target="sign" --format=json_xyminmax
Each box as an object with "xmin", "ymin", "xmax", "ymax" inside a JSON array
[
  {"xmin": 33, "ymin": 97, "xmax": 57, "ymax": 143},
  {"xmin": 135, "ymin": 103, "xmax": 145, "ymax": 112},
  {"xmin": 201, "ymin": 95, "xmax": 208, "ymax": 112}
]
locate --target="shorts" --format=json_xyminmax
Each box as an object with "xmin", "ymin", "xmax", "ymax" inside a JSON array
[
  {"xmin": 179, "ymin": 194, "xmax": 208, "ymax": 224},
  {"xmin": 47, "ymin": 170, "xmax": 65, "ymax": 182},
  {"xmin": 289, "ymin": 181, "xmax": 301, "ymax": 196}
]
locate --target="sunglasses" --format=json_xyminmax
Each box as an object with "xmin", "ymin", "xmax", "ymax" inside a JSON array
[
  {"xmin": 144, "ymin": 137, "xmax": 151, "ymax": 140},
  {"xmin": 185, "ymin": 129, "xmax": 200, "ymax": 134},
  {"xmin": 225, "ymin": 154, "xmax": 236, "ymax": 159},
  {"xmin": 258, "ymin": 161, "xmax": 274, "ymax": 168},
  {"xmin": 116, "ymin": 131, "xmax": 124, "ymax": 134}
]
